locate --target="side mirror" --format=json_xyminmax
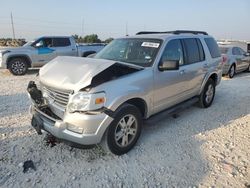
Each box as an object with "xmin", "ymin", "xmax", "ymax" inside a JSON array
[
  {"xmin": 159, "ymin": 60, "xmax": 179, "ymax": 71},
  {"xmin": 244, "ymin": 52, "xmax": 250, "ymax": 56},
  {"xmin": 35, "ymin": 41, "xmax": 43, "ymax": 48}
]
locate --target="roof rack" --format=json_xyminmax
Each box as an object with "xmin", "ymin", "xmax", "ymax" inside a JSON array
[{"xmin": 136, "ymin": 30, "xmax": 208, "ymax": 35}]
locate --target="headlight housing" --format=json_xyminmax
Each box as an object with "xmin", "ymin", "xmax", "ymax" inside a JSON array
[{"xmin": 67, "ymin": 92, "xmax": 106, "ymax": 113}]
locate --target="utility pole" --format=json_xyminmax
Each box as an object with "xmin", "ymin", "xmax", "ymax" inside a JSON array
[
  {"xmin": 126, "ymin": 22, "xmax": 128, "ymax": 36},
  {"xmin": 81, "ymin": 18, "xmax": 84, "ymax": 37},
  {"xmin": 11, "ymin": 12, "xmax": 16, "ymax": 40}
]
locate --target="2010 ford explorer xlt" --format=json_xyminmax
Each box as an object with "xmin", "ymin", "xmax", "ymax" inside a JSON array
[{"xmin": 27, "ymin": 30, "xmax": 223, "ymax": 155}]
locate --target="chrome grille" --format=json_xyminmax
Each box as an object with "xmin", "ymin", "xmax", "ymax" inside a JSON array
[{"xmin": 41, "ymin": 84, "xmax": 72, "ymax": 109}]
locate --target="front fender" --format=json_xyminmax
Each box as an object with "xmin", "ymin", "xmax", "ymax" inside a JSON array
[{"xmin": 108, "ymin": 90, "xmax": 148, "ymax": 111}]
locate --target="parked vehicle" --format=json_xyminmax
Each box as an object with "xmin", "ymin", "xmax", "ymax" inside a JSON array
[
  {"xmin": 219, "ymin": 45, "xmax": 250, "ymax": 78},
  {"xmin": 27, "ymin": 30, "xmax": 223, "ymax": 155},
  {"xmin": 0, "ymin": 36, "xmax": 105, "ymax": 75}
]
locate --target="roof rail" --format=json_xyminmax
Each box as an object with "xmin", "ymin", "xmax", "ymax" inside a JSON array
[{"xmin": 136, "ymin": 30, "xmax": 208, "ymax": 35}]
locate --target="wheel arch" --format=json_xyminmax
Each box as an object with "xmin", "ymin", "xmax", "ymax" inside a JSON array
[
  {"xmin": 7, "ymin": 55, "xmax": 32, "ymax": 68},
  {"xmin": 124, "ymin": 98, "xmax": 148, "ymax": 119},
  {"xmin": 199, "ymin": 72, "xmax": 218, "ymax": 95}
]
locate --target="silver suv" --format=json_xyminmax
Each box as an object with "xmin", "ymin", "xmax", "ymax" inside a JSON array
[{"xmin": 28, "ymin": 30, "xmax": 223, "ymax": 155}]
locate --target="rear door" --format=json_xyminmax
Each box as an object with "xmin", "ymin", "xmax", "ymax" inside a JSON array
[
  {"xmin": 232, "ymin": 47, "xmax": 245, "ymax": 71},
  {"xmin": 181, "ymin": 38, "xmax": 207, "ymax": 94},
  {"xmin": 237, "ymin": 47, "xmax": 249, "ymax": 70},
  {"xmin": 52, "ymin": 37, "xmax": 77, "ymax": 57}
]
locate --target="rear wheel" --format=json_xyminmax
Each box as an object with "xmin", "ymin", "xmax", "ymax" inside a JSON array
[
  {"xmin": 228, "ymin": 64, "xmax": 235, "ymax": 78},
  {"xmin": 9, "ymin": 58, "xmax": 28, "ymax": 75},
  {"xmin": 198, "ymin": 78, "xmax": 215, "ymax": 108},
  {"xmin": 101, "ymin": 104, "xmax": 142, "ymax": 155}
]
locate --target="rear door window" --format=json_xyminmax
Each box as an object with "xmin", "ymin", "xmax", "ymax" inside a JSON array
[
  {"xmin": 53, "ymin": 38, "xmax": 71, "ymax": 47},
  {"xmin": 182, "ymin": 38, "xmax": 201, "ymax": 64},
  {"xmin": 238, "ymin": 47, "xmax": 246, "ymax": 55},
  {"xmin": 204, "ymin": 38, "xmax": 221, "ymax": 58}
]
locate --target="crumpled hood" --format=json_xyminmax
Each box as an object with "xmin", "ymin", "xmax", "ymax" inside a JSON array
[{"xmin": 39, "ymin": 56, "xmax": 116, "ymax": 91}]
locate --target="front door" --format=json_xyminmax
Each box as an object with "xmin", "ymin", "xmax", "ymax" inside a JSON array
[
  {"xmin": 31, "ymin": 37, "xmax": 57, "ymax": 67},
  {"xmin": 153, "ymin": 39, "xmax": 189, "ymax": 113}
]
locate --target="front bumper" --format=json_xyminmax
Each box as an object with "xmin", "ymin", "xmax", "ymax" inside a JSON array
[{"xmin": 28, "ymin": 82, "xmax": 113, "ymax": 145}]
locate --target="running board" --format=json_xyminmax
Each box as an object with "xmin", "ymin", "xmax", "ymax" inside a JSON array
[{"xmin": 145, "ymin": 97, "xmax": 199, "ymax": 125}]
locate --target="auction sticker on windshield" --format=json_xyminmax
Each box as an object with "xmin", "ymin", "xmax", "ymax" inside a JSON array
[{"xmin": 141, "ymin": 42, "xmax": 160, "ymax": 48}]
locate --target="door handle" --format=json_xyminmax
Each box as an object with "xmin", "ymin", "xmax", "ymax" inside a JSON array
[
  {"xmin": 72, "ymin": 49, "xmax": 76, "ymax": 51},
  {"xmin": 179, "ymin": 70, "xmax": 185, "ymax": 75},
  {"xmin": 203, "ymin": 63, "xmax": 209, "ymax": 68}
]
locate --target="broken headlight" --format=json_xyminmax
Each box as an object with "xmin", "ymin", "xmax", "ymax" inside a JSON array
[{"xmin": 67, "ymin": 92, "xmax": 106, "ymax": 113}]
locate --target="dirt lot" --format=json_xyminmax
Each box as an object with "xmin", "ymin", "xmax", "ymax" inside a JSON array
[{"xmin": 0, "ymin": 69, "xmax": 249, "ymax": 188}]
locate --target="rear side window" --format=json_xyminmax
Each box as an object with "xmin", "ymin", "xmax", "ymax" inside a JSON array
[
  {"xmin": 204, "ymin": 38, "xmax": 221, "ymax": 58},
  {"xmin": 183, "ymin": 38, "xmax": 202, "ymax": 64},
  {"xmin": 53, "ymin": 38, "xmax": 71, "ymax": 47}
]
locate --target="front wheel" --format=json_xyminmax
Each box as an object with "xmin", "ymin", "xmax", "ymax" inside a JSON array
[
  {"xmin": 9, "ymin": 58, "xmax": 28, "ymax": 75},
  {"xmin": 198, "ymin": 78, "xmax": 216, "ymax": 108},
  {"xmin": 101, "ymin": 104, "xmax": 142, "ymax": 155}
]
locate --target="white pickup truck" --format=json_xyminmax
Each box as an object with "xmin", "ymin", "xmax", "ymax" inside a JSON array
[{"xmin": 0, "ymin": 36, "xmax": 105, "ymax": 75}]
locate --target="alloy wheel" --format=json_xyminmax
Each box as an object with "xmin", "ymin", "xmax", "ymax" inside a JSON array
[{"xmin": 114, "ymin": 114, "xmax": 138, "ymax": 147}]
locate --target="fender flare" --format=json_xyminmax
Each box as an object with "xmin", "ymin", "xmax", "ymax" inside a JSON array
[{"xmin": 199, "ymin": 72, "xmax": 218, "ymax": 95}]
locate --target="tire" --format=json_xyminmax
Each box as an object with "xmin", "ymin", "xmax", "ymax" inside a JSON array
[
  {"xmin": 198, "ymin": 78, "xmax": 216, "ymax": 108},
  {"xmin": 101, "ymin": 104, "xmax": 142, "ymax": 155},
  {"xmin": 228, "ymin": 64, "xmax": 235, "ymax": 78},
  {"xmin": 8, "ymin": 58, "xmax": 28, "ymax": 75}
]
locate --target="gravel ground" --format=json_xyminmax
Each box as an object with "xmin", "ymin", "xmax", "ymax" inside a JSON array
[{"xmin": 0, "ymin": 69, "xmax": 249, "ymax": 188}]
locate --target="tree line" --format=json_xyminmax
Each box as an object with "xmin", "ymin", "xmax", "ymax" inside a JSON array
[{"xmin": 72, "ymin": 34, "xmax": 113, "ymax": 44}]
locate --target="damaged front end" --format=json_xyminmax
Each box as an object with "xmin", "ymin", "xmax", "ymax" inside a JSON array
[
  {"xmin": 27, "ymin": 81, "xmax": 61, "ymax": 135},
  {"xmin": 27, "ymin": 80, "xmax": 114, "ymax": 146}
]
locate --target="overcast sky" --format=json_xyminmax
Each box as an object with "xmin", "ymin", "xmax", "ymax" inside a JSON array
[{"xmin": 0, "ymin": 0, "xmax": 249, "ymax": 41}]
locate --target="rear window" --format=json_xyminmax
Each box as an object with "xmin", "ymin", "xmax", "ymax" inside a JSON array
[
  {"xmin": 53, "ymin": 38, "xmax": 71, "ymax": 47},
  {"xmin": 205, "ymin": 38, "xmax": 221, "ymax": 58},
  {"xmin": 219, "ymin": 47, "xmax": 229, "ymax": 54}
]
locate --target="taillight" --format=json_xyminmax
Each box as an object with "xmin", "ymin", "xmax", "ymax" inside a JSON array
[{"xmin": 222, "ymin": 55, "xmax": 227, "ymax": 64}]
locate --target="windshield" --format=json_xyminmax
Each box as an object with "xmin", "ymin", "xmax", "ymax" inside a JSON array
[
  {"xmin": 95, "ymin": 38, "xmax": 162, "ymax": 67},
  {"xmin": 219, "ymin": 47, "xmax": 229, "ymax": 54}
]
